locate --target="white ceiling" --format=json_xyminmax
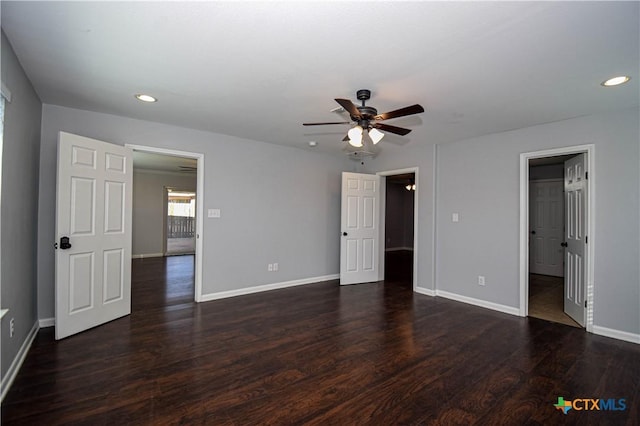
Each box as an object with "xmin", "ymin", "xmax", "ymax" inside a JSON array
[{"xmin": 2, "ymin": 2, "xmax": 638, "ymax": 157}]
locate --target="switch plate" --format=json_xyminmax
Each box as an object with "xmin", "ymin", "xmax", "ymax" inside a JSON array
[
  {"xmin": 452, "ymin": 213, "xmax": 459, "ymax": 222},
  {"xmin": 208, "ymin": 209, "xmax": 221, "ymax": 218},
  {"xmin": 478, "ymin": 276, "xmax": 485, "ymax": 286},
  {"xmin": 268, "ymin": 264, "xmax": 273, "ymax": 272},
  {"xmin": 273, "ymin": 263, "xmax": 278, "ymax": 271}
]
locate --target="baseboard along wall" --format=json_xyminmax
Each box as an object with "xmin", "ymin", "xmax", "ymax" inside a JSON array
[{"xmin": 1, "ymin": 320, "xmax": 39, "ymax": 403}]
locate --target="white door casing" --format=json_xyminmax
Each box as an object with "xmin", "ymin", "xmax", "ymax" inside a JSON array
[
  {"xmin": 564, "ymin": 154, "xmax": 587, "ymax": 326},
  {"xmin": 340, "ymin": 172, "xmax": 380, "ymax": 285},
  {"xmin": 56, "ymin": 132, "xmax": 133, "ymax": 340},
  {"xmin": 529, "ymin": 180, "xmax": 564, "ymax": 277}
]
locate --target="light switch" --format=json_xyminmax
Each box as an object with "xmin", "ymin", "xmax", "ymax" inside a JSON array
[
  {"xmin": 208, "ymin": 209, "xmax": 221, "ymax": 218},
  {"xmin": 452, "ymin": 213, "xmax": 459, "ymax": 222}
]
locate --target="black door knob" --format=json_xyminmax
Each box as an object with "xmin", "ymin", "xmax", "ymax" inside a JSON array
[
  {"xmin": 561, "ymin": 242, "xmax": 568, "ymax": 247},
  {"xmin": 60, "ymin": 236, "xmax": 72, "ymax": 250},
  {"xmin": 342, "ymin": 232, "xmax": 348, "ymax": 236},
  {"xmin": 531, "ymin": 230, "xmax": 536, "ymax": 235}
]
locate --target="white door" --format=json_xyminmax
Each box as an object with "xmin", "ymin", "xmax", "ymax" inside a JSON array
[
  {"xmin": 564, "ymin": 154, "xmax": 587, "ymax": 326},
  {"xmin": 529, "ymin": 180, "xmax": 564, "ymax": 277},
  {"xmin": 340, "ymin": 172, "xmax": 380, "ymax": 285},
  {"xmin": 55, "ymin": 132, "xmax": 133, "ymax": 339}
]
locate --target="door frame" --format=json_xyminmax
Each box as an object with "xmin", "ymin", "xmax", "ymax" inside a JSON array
[
  {"xmin": 518, "ymin": 144, "xmax": 595, "ymax": 332},
  {"xmin": 377, "ymin": 167, "xmax": 419, "ymax": 292},
  {"xmin": 126, "ymin": 144, "xmax": 205, "ymax": 302}
]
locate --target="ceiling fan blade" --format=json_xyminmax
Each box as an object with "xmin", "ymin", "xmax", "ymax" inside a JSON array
[
  {"xmin": 373, "ymin": 123, "xmax": 412, "ymax": 136},
  {"xmin": 303, "ymin": 122, "xmax": 351, "ymax": 126},
  {"xmin": 335, "ymin": 98, "xmax": 363, "ymax": 119},
  {"xmin": 374, "ymin": 104, "xmax": 424, "ymax": 121}
]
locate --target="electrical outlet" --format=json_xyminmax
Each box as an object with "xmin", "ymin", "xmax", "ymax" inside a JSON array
[
  {"xmin": 268, "ymin": 264, "xmax": 273, "ymax": 272},
  {"xmin": 10, "ymin": 318, "xmax": 15, "ymax": 338},
  {"xmin": 478, "ymin": 276, "xmax": 486, "ymax": 286},
  {"xmin": 273, "ymin": 263, "xmax": 278, "ymax": 271}
]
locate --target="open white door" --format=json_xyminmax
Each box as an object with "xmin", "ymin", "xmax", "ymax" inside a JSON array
[
  {"xmin": 55, "ymin": 132, "xmax": 133, "ymax": 339},
  {"xmin": 563, "ymin": 154, "xmax": 587, "ymax": 326},
  {"xmin": 340, "ymin": 172, "xmax": 380, "ymax": 285}
]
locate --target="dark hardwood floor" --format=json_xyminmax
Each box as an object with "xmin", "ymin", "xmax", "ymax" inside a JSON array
[{"xmin": 2, "ymin": 255, "xmax": 639, "ymax": 425}]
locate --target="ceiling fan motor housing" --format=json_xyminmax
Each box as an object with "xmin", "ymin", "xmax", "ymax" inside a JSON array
[
  {"xmin": 353, "ymin": 106, "xmax": 377, "ymax": 125},
  {"xmin": 356, "ymin": 89, "xmax": 371, "ymax": 101}
]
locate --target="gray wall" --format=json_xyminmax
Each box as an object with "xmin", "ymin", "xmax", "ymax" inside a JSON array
[
  {"xmin": 370, "ymin": 107, "xmax": 639, "ymax": 336},
  {"xmin": 37, "ymin": 104, "xmax": 350, "ymax": 320},
  {"xmin": 435, "ymin": 108, "xmax": 639, "ymax": 334},
  {"xmin": 132, "ymin": 170, "xmax": 197, "ymax": 256},
  {"xmin": 1, "ymin": 32, "xmax": 42, "ymax": 380}
]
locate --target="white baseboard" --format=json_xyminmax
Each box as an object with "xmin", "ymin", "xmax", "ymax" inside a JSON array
[
  {"xmin": 385, "ymin": 247, "xmax": 414, "ymax": 252},
  {"xmin": 435, "ymin": 290, "xmax": 520, "ymax": 316},
  {"xmin": 1, "ymin": 320, "xmax": 39, "ymax": 402},
  {"xmin": 200, "ymin": 274, "xmax": 339, "ymax": 302},
  {"xmin": 414, "ymin": 287, "xmax": 436, "ymax": 297},
  {"xmin": 39, "ymin": 317, "xmax": 55, "ymax": 328},
  {"xmin": 592, "ymin": 325, "xmax": 640, "ymax": 345},
  {"xmin": 131, "ymin": 253, "xmax": 164, "ymax": 259}
]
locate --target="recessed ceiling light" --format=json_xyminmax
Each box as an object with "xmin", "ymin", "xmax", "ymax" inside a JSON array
[
  {"xmin": 135, "ymin": 94, "xmax": 157, "ymax": 102},
  {"xmin": 308, "ymin": 141, "xmax": 317, "ymax": 147},
  {"xmin": 601, "ymin": 76, "xmax": 631, "ymax": 87}
]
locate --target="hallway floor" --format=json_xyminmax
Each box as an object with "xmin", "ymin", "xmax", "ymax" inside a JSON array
[{"xmin": 529, "ymin": 274, "xmax": 581, "ymax": 328}]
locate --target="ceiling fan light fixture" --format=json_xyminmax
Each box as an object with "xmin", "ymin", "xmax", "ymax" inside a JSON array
[
  {"xmin": 368, "ymin": 128, "xmax": 384, "ymax": 144},
  {"xmin": 601, "ymin": 76, "xmax": 630, "ymax": 87},
  {"xmin": 348, "ymin": 125, "xmax": 363, "ymax": 147}
]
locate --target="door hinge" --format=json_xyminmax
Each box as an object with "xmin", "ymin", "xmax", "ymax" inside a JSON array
[
  {"xmin": 585, "ymin": 171, "xmax": 588, "ymax": 179},
  {"xmin": 585, "ymin": 300, "xmax": 587, "ymax": 308},
  {"xmin": 585, "ymin": 236, "xmax": 588, "ymax": 244}
]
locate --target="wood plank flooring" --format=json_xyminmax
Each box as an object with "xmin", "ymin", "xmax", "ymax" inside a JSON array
[{"xmin": 2, "ymin": 256, "xmax": 639, "ymax": 425}]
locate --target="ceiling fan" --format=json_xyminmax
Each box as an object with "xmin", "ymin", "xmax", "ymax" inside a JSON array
[{"xmin": 303, "ymin": 89, "xmax": 424, "ymax": 148}]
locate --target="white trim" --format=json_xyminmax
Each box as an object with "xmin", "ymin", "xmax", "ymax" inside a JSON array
[
  {"xmin": 432, "ymin": 144, "xmax": 439, "ymax": 295},
  {"xmin": 436, "ymin": 290, "xmax": 520, "ymax": 316},
  {"xmin": 519, "ymin": 145, "xmax": 595, "ymax": 333},
  {"xmin": 592, "ymin": 325, "xmax": 640, "ymax": 345},
  {"xmin": 39, "ymin": 317, "xmax": 55, "ymax": 328},
  {"xmin": 0, "ymin": 308, "xmax": 8, "ymax": 319},
  {"xmin": 200, "ymin": 274, "xmax": 339, "ymax": 302},
  {"xmin": 415, "ymin": 287, "xmax": 436, "ymax": 297},
  {"xmin": 126, "ymin": 144, "xmax": 205, "ymax": 303},
  {"xmin": 132, "ymin": 253, "xmax": 164, "ymax": 259},
  {"xmin": 1, "ymin": 320, "xmax": 38, "ymax": 402},
  {"xmin": 1, "ymin": 81, "xmax": 12, "ymax": 103},
  {"xmin": 377, "ymin": 167, "xmax": 419, "ymax": 293},
  {"xmin": 385, "ymin": 247, "xmax": 414, "ymax": 252}
]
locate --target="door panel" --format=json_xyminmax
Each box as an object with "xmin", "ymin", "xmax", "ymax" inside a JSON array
[
  {"xmin": 56, "ymin": 131, "xmax": 132, "ymax": 339},
  {"xmin": 340, "ymin": 172, "xmax": 380, "ymax": 285},
  {"xmin": 103, "ymin": 249, "xmax": 124, "ymax": 303},
  {"xmin": 104, "ymin": 181, "xmax": 125, "ymax": 233},
  {"xmin": 69, "ymin": 253, "xmax": 94, "ymax": 312},
  {"xmin": 564, "ymin": 154, "xmax": 587, "ymax": 326}
]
